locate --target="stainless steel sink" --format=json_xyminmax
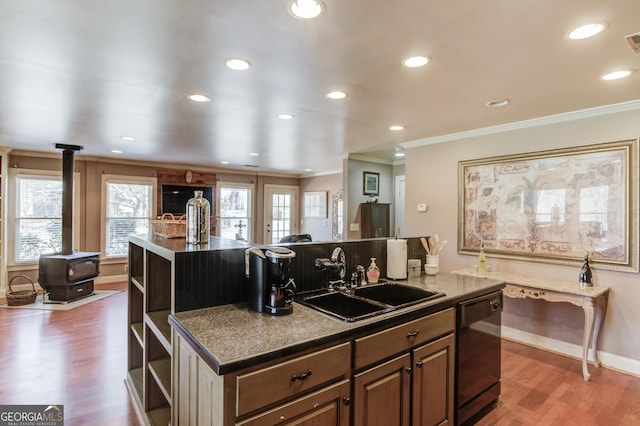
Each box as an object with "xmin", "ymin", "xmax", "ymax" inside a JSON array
[
  {"xmin": 295, "ymin": 283, "xmax": 445, "ymax": 322},
  {"xmin": 353, "ymin": 283, "xmax": 444, "ymax": 308}
]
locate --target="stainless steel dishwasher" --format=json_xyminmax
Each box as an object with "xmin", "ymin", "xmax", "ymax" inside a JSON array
[{"xmin": 456, "ymin": 290, "xmax": 503, "ymax": 425}]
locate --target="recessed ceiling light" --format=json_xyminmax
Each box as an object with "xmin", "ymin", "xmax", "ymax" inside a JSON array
[
  {"xmin": 568, "ymin": 23, "xmax": 607, "ymax": 40},
  {"xmin": 601, "ymin": 69, "xmax": 634, "ymax": 81},
  {"xmin": 402, "ymin": 56, "xmax": 430, "ymax": 68},
  {"xmin": 111, "ymin": 150, "xmax": 123, "ymax": 154},
  {"xmin": 389, "ymin": 125, "xmax": 404, "ymax": 131},
  {"xmin": 225, "ymin": 58, "xmax": 252, "ymax": 71},
  {"xmin": 249, "ymin": 152, "xmax": 259, "ymax": 156},
  {"xmin": 326, "ymin": 91, "xmax": 347, "ymax": 100},
  {"xmin": 289, "ymin": 0, "xmax": 324, "ymax": 20},
  {"xmin": 277, "ymin": 113, "xmax": 295, "ymax": 120},
  {"xmin": 221, "ymin": 161, "xmax": 230, "ymax": 165},
  {"xmin": 395, "ymin": 152, "xmax": 405, "ymax": 158},
  {"xmin": 486, "ymin": 99, "xmax": 510, "ymax": 108},
  {"xmin": 304, "ymin": 168, "xmax": 312, "ymax": 172},
  {"xmin": 188, "ymin": 94, "xmax": 211, "ymax": 102},
  {"xmin": 121, "ymin": 136, "xmax": 135, "ymax": 141}
]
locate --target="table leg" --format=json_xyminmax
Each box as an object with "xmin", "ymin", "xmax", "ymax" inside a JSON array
[
  {"xmin": 582, "ymin": 299, "xmax": 595, "ymax": 381},
  {"xmin": 590, "ymin": 296, "xmax": 606, "ymax": 368}
]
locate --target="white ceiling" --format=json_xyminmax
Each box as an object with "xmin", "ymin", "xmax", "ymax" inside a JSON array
[{"xmin": 1, "ymin": 0, "xmax": 639, "ymax": 175}]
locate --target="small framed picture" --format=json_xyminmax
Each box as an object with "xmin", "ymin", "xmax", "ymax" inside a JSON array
[{"xmin": 363, "ymin": 171, "xmax": 380, "ymax": 195}]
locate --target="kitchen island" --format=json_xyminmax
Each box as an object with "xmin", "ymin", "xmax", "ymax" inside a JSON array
[
  {"xmin": 126, "ymin": 234, "xmax": 504, "ymax": 425},
  {"xmin": 169, "ymin": 273, "xmax": 504, "ymax": 425}
]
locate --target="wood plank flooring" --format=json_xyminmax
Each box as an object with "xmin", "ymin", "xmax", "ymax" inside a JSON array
[
  {"xmin": 1, "ymin": 282, "xmax": 639, "ymax": 425},
  {"xmin": 0, "ymin": 281, "xmax": 140, "ymax": 425},
  {"xmin": 475, "ymin": 339, "xmax": 640, "ymax": 426}
]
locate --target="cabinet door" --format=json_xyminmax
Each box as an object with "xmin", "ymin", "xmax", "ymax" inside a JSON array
[
  {"xmin": 412, "ymin": 334, "xmax": 455, "ymax": 426},
  {"xmin": 353, "ymin": 354, "xmax": 411, "ymax": 426},
  {"xmin": 236, "ymin": 379, "xmax": 350, "ymax": 426},
  {"xmin": 360, "ymin": 203, "xmax": 390, "ymax": 238}
]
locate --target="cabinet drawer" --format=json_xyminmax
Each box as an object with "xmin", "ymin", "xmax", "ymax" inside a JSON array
[
  {"xmin": 236, "ymin": 342, "xmax": 351, "ymax": 417},
  {"xmin": 354, "ymin": 308, "xmax": 454, "ymax": 369},
  {"xmin": 236, "ymin": 379, "xmax": 350, "ymax": 426}
]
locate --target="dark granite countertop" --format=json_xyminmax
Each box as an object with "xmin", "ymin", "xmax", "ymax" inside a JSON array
[
  {"xmin": 129, "ymin": 233, "xmax": 249, "ymax": 258},
  {"xmin": 170, "ymin": 272, "xmax": 504, "ymax": 375}
]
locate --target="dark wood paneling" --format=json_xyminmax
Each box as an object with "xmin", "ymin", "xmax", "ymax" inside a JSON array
[
  {"xmin": 174, "ymin": 248, "xmax": 247, "ymax": 312},
  {"xmin": 173, "ymin": 237, "xmax": 432, "ymax": 311}
]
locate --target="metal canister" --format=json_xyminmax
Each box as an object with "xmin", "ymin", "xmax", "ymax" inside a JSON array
[{"xmin": 186, "ymin": 190, "xmax": 210, "ymax": 244}]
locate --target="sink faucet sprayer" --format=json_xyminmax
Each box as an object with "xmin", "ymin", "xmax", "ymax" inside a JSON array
[{"xmin": 314, "ymin": 247, "xmax": 347, "ymax": 289}]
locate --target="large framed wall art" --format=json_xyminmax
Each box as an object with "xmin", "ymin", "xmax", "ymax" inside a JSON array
[{"xmin": 458, "ymin": 138, "xmax": 638, "ymax": 272}]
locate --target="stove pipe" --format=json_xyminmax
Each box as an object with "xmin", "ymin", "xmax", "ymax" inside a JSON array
[{"xmin": 54, "ymin": 143, "xmax": 83, "ymax": 255}]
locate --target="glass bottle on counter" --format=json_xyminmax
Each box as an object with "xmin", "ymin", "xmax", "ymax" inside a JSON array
[
  {"xmin": 579, "ymin": 251, "xmax": 593, "ymax": 287},
  {"xmin": 477, "ymin": 242, "xmax": 486, "ymax": 273},
  {"xmin": 366, "ymin": 258, "xmax": 380, "ymax": 283},
  {"xmin": 186, "ymin": 190, "xmax": 210, "ymax": 244}
]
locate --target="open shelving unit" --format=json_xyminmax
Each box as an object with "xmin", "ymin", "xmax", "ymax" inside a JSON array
[
  {"xmin": 126, "ymin": 234, "xmax": 249, "ymax": 424},
  {"xmin": 127, "ymin": 241, "xmax": 173, "ymax": 425}
]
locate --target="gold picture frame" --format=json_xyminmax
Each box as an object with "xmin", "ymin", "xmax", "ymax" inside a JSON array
[{"xmin": 458, "ymin": 138, "xmax": 638, "ymax": 272}]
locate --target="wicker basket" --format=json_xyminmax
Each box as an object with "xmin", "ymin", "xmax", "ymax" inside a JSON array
[
  {"xmin": 7, "ymin": 275, "xmax": 38, "ymax": 306},
  {"xmin": 151, "ymin": 213, "xmax": 186, "ymax": 238}
]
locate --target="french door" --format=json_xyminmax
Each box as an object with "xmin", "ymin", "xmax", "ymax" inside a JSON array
[{"xmin": 263, "ymin": 185, "xmax": 299, "ymax": 244}]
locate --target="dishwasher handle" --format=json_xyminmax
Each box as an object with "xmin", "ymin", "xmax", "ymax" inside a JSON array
[{"xmin": 458, "ymin": 290, "xmax": 503, "ymax": 327}]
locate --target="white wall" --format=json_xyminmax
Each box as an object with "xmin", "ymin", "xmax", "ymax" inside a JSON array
[{"xmin": 404, "ymin": 104, "xmax": 640, "ymax": 372}]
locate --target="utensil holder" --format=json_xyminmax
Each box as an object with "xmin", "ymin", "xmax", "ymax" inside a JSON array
[{"xmin": 426, "ymin": 255, "xmax": 439, "ymax": 273}]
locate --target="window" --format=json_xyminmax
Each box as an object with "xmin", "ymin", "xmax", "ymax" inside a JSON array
[
  {"xmin": 11, "ymin": 171, "xmax": 79, "ymax": 264},
  {"xmin": 102, "ymin": 176, "xmax": 156, "ymax": 257},
  {"xmin": 218, "ymin": 183, "xmax": 252, "ymax": 242},
  {"xmin": 303, "ymin": 191, "xmax": 327, "ymax": 218}
]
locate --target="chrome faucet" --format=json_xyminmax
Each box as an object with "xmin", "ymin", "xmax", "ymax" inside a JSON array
[{"xmin": 314, "ymin": 247, "xmax": 346, "ymax": 289}]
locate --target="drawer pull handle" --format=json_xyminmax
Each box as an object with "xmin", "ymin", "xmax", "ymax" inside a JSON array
[
  {"xmin": 291, "ymin": 369, "xmax": 312, "ymax": 381},
  {"xmin": 416, "ymin": 361, "xmax": 423, "ymax": 368},
  {"xmin": 343, "ymin": 397, "xmax": 351, "ymax": 406},
  {"xmin": 407, "ymin": 330, "xmax": 420, "ymax": 337},
  {"xmin": 404, "ymin": 367, "xmax": 413, "ymax": 374}
]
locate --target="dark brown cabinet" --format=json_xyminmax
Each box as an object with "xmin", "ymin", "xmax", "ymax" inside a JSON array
[{"xmin": 360, "ymin": 203, "xmax": 391, "ymax": 238}]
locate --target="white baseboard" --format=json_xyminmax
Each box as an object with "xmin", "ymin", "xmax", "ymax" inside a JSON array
[{"xmin": 502, "ymin": 325, "xmax": 640, "ymax": 377}]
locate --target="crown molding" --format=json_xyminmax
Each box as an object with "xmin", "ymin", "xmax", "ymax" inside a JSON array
[{"xmin": 402, "ymin": 99, "xmax": 640, "ymax": 149}]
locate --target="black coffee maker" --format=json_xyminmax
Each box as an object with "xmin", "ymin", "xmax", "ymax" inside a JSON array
[{"xmin": 245, "ymin": 247, "xmax": 297, "ymax": 315}]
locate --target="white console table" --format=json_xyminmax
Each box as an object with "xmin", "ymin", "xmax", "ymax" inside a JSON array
[{"xmin": 454, "ymin": 268, "xmax": 610, "ymax": 381}]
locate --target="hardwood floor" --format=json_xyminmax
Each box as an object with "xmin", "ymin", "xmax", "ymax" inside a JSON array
[
  {"xmin": 475, "ymin": 339, "xmax": 640, "ymax": 426},
  {"xmin": 1, "ymin": 282, "xmax": 639, "ymax": 425},
  {"xmin": 0, "ymin": 281, "xmax": 140, "ymax": 426}
]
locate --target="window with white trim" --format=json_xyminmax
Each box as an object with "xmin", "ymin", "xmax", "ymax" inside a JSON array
[
  {"xmin": 218, "ymin": 182, "xmax": 253, "ymax": 242},
  {"xmin": 10, "ymin": 170, "xmax": 79, "ymax": 264},
  {"xmin": 102, "ymin": 175, "xmax": 156, "ymax": 257}
]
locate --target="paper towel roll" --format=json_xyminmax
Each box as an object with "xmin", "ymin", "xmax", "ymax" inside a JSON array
[{"xmin": 387, "ymin": 239, "xmax": 408, "ymax": 279}]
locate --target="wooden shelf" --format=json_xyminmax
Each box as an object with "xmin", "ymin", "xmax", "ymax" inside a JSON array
[
  {"xmin": 148, "ymin": 406, "xmax": 171, "ymax": 426},
  {"xmin": 146, "ymin": 310, "xmax": 171, "ymax": 352},
  {"xmin": 131, "ymin": 276, "xmax": 144, "ymax": 292},
  {"xmin": 131, "ymin": 322, "xmax": 144, "ymax": 347},
  {"xmin": 149, "ymin": 358, "xmax": 172, "ymax": 404},
  {"xmin": 129, "ymin": 367, "xmax": 144, "ymax": 397}
]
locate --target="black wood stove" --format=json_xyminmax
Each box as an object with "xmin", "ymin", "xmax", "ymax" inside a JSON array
[{"xmin": 38, "ymin": 144, "xmax": 100, "ymax": 302}]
